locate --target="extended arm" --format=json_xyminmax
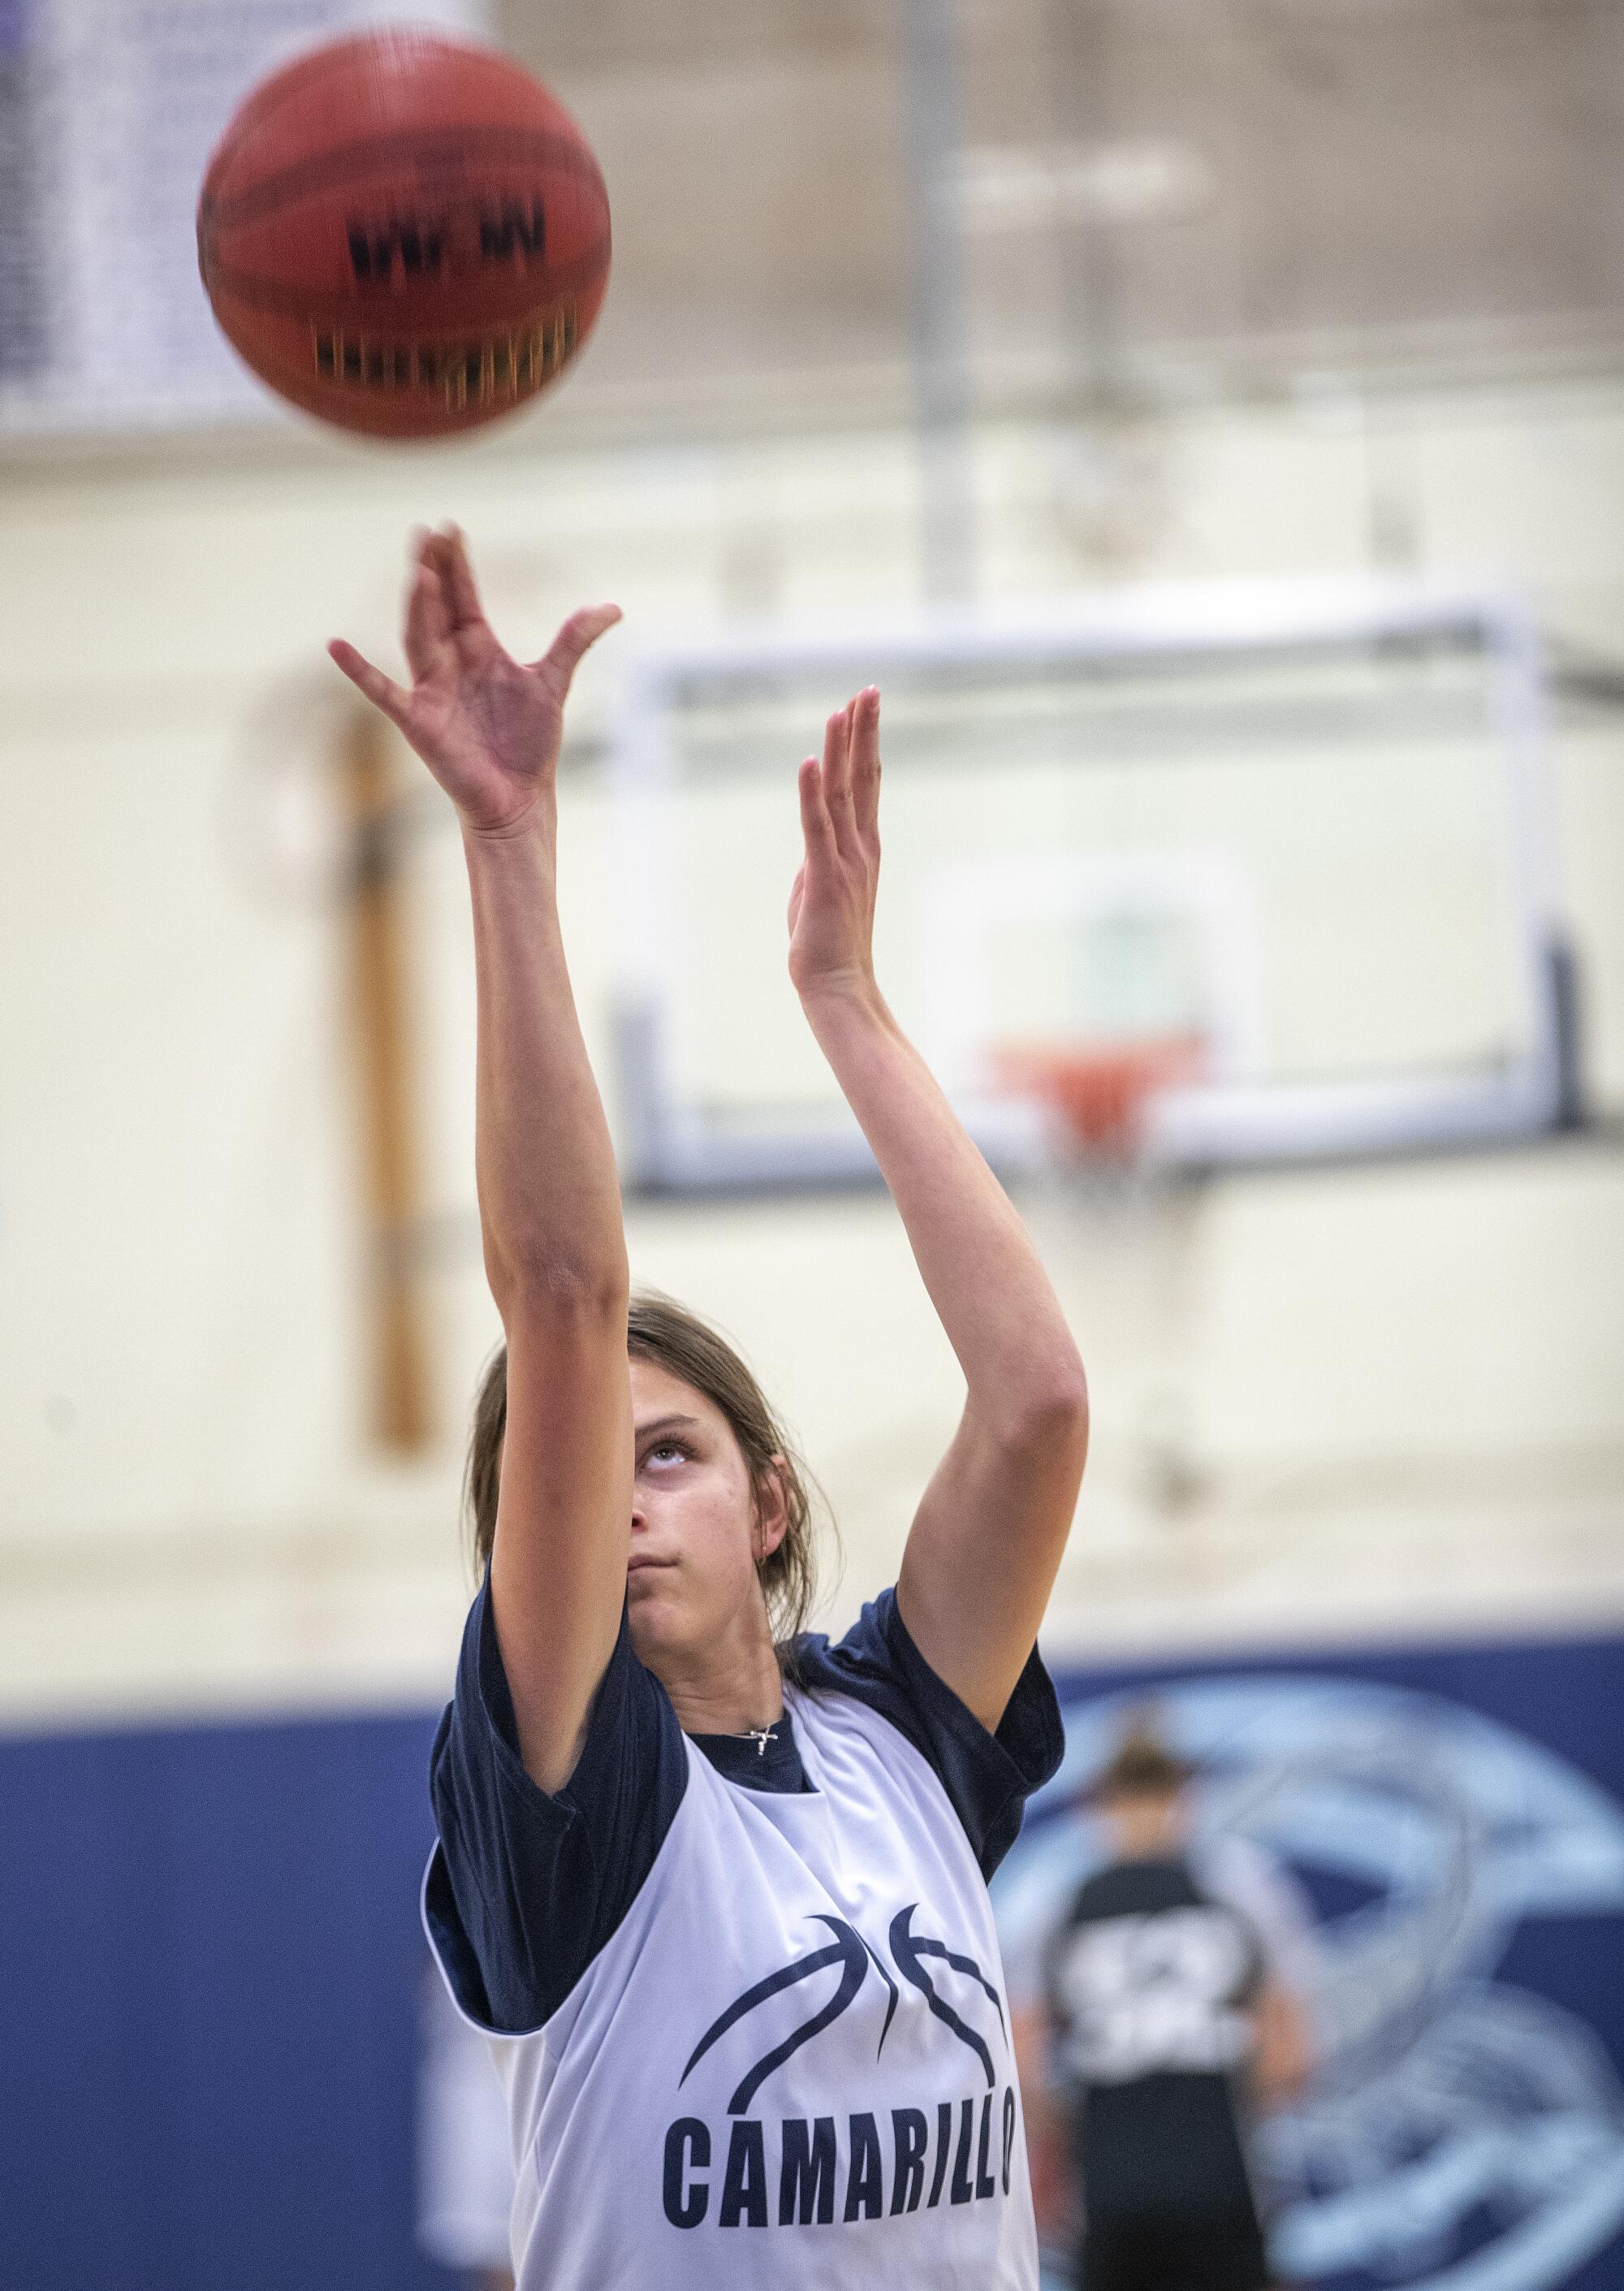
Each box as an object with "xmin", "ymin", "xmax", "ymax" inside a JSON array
[
  {"xmin": 331, "ymin": 527, "xmax": 628, "ymax": 1791},
  {"xmin": 791, "ymin": 694, "xmax": 1088, "ymax": 1731}
]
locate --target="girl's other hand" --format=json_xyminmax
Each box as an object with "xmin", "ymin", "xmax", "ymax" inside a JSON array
[{"xmin": 788, "ymin": 685, "xmax": 883, "ymax": 1006}]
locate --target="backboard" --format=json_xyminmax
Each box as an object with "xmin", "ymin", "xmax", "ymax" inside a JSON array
[{"xmin": 607, "ymin": 579, "xmax": 1579, "ymax": 1195}]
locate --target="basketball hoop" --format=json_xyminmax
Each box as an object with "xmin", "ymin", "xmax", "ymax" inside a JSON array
[{"xmin": 987, "ymin": 1034, "xmax": 1206, "ymax": 1167}]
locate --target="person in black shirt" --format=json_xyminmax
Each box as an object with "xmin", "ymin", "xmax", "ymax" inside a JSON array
[{"xmin": 1018, "ymin": 1718, "xmax": 1314, "ymax": 2291}]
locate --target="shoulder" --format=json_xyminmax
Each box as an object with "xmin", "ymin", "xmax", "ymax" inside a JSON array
[
  {"xmin": 1061, "ymin": 1858, "xmax": 1212, "ymax": 1927},
  {"xmin": 1191, "ymin": 1832, "xmax": 1320, "ymax": 1983},
  {"xmin": 427, "ymin": 1576, "xmax": 693, "ymax": 2034},
  {"xmin": 784, "ymin": 1584, "xmax": 1063, "ymax": 1882},
  {"xmin": 1059, "ymin": 1861, "xmax": 1155, "ymax": 1926}
]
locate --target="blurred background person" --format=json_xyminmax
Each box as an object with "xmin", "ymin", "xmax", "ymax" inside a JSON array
[
  {"xmin": 417, "ymin": 1964, "xmax": 515, "ymax": 2291},
  {"xmin": 1016, "ymin": 1714, "xmax": 1315, "ymax": 2291}
]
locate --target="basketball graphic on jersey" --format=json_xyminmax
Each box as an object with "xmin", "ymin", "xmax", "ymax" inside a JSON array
[
  {"xmin": 664, "ymin": 1901, "xmax": 1017, "ymax": 2233},
  {"xmin": 679, "ymin": 1904, "xmax": 1005, "ymax": 2116}
]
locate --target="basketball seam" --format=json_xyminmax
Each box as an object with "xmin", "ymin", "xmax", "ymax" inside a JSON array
[
  {"xmin": 201, "ymin": 124, "xmax": 606, "ymax": 237},
  {"xmin": 200, "ymin": 30, "xmax": 529, "ymax": 200},
  {"xmin": 202, "ymin": 34, "xmax": 386, "ymax": 197}
]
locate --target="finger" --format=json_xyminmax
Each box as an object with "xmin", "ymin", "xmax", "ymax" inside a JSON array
[
  {"xmin": 820, "ymin": 704, "xmax": 849, "ymax": 797},
  {"xmin": 850, "ymin": 686, "xmax": 882, "ymax": 840},
  {"xmin": 419, "ymin": 529, "xmax": 455, "ymax": 592},
  {"xmin": 533, "ymin": 603, "xmax": 623, "ymax": 692},
  {"xmin": 797, "ymin": 754, "xmax": 838, "ymax": 862},
  {"xmin": 328, "ymin": 638, "xmax": 411, "ymax": 730},
  {"xmin": 436, "ymin": 522, "xmax": 486, "ymax": 629},
  {"xmin": 822, "ymin": 704, "xmax": 857, "ymax": 841},
  {"xmin": 402, "ymin": 561, "xmax": 451, "ymax": 685},
  {"xmin": 420, "ymin": 534, "xmax": 463, "ymax": 629}
]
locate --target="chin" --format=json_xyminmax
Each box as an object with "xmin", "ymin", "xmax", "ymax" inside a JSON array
[{"xmin": 626, "ymin": 1592, "xmax": 695, "ymax": 1667}]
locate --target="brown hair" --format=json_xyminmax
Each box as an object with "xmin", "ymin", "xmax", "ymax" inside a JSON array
[
  {"xmin": 464, "ymin": 1290, "xmax": 833, "ymax": 1670},
  {"xmin": 1082, "ymin": 1710, "xmax": 1195, "ymax": 1804}
]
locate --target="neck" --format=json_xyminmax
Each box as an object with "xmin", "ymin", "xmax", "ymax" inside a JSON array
[
  {"xmin": 653, "ymin": 1629, "xmax": 785, "ymax": 1741},
  {"xmin": 1108, "ymin": 1802, "xmax": 1186, "ymax": 1861}
]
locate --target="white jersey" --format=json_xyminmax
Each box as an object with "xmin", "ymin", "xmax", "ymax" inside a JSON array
[{"xmin": 425, "ymin": 1629, "xmax": 1047, "ymax": 2289}]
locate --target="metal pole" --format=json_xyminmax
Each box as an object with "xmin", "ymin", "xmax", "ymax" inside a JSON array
[{"xmin": 898, "ymin": 0, "xmax": 978, "ymax": 604}]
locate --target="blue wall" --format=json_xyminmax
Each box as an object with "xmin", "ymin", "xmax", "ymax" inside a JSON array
[{"xmin": 0, "ymin": 1708, "xmax": 451, "ymax": 2291}]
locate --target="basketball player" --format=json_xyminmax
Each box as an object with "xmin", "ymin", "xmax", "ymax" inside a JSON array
[
  {"xmin": 329, "ymin": 526, "xmax": 1090, "ymax": 2286},
  {"xmin": 1020, "ymin": 1718, "xmax": 1315, "ymax": 2291}
]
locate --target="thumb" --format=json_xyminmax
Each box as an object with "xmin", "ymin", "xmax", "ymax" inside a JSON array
[{"xmin": 533, "ymin": 603, "xmax": 622, "ymax": 694}]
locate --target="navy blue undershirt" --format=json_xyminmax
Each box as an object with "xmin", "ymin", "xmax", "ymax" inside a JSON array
[
  {"xmin": 427, "ymin": 1580, "xmax": 1062, "ymax": 2034},
  {"xmin": 687, "ymin": 1714, "xmax": 811, "ymax": 1792}
]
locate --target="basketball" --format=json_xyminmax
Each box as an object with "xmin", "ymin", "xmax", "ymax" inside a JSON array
[{"xmin": 196, "ymin": 30, "xmax": 611, "ymax": 441}]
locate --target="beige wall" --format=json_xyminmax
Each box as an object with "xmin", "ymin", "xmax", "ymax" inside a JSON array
[{"xmin": 2, "ymin": 378, "xmax": 1622, "ymax": 1723}]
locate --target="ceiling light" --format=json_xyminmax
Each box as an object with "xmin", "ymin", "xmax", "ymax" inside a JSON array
[{"xmin": 957, "ymin": 139, "xmax": 1216, "ymax": 230}]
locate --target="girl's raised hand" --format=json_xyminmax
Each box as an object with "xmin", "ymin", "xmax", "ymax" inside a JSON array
[
  {"xmin": 328, "ymin": 525, "xmax": 620, "ymax": 838},
  {"xmin": 788, "ymin": 685, "xmax": 883, "ymax": 1005}
]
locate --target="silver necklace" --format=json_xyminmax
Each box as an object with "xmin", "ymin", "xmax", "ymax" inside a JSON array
[{"xmin": 739, "ymin": 1723, "xmax": 779, "ymax": 1757}]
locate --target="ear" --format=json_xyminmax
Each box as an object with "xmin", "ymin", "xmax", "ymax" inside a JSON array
[{"xmin": 752, "ymin": 1454, "xmax": 791, "ymax": 1565}]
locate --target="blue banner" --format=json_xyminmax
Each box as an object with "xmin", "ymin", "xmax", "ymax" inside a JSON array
[{"xmin": 996, "ymin": 1632, "xmax": 1624, "ymax": 2291}]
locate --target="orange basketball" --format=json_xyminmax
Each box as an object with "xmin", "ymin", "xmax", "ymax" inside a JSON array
[{"xmin": 197, "ymin": 30, "xmax": 610, "ymax": 441}]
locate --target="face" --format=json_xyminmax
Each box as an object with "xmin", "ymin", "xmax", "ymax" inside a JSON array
[
  {"xmin": 1099, "ymin": 1784, "xmax": 1189, "ymax": 1862},
  {"xmin": 624, "ymin": 1355, "xmax": 787, "ymax": 1675}
]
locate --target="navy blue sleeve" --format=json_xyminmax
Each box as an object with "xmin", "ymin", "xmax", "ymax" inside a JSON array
[
  {"xmin": 790, "ymin": 1585, "xmax": 1063, "ymax": 1881},
  {"xmin": 425, "ymin": 1576, "xmax": 689, "ymax": 2034}
]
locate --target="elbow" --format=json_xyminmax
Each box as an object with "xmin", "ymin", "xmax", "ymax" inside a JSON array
[
  {"xmin": 997, "ymin": 1356, "xmax": 1090, "ymax": 1455},
  {"xmin": 1021, "ymin": 1350, "xmax": 1090, "ymax": 1441},
  {"xmin": 488, "ymin": 1234, "xmax": 629, "ymax": 1324}
]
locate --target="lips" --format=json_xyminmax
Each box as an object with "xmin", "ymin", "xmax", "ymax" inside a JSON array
[{"xmin": 627, "ymin": 1554, "xmax": 675, "ymax": 1574}]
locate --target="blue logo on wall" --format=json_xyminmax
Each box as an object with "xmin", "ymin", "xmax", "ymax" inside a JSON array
[{"xmin": 996, "ymin": 1671, "xmax": 1624, "ymax": 2291}]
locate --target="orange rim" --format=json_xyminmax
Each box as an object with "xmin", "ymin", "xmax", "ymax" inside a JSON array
[{"xmin": 987, "ymin": 1035, "xmax": 1205, "ymax": 1156}]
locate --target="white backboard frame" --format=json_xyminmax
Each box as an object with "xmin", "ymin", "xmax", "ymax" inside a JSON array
[{"xmin": 607, "ymin": 577, "xmax": 1579, "ymax": 1196}]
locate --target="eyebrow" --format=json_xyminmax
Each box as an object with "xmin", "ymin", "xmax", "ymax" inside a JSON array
[{"xmin": 635, "ymin": 1412, "xmax": 702, "ymax": 1439}]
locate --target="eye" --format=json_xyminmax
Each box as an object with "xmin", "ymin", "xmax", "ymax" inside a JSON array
[{"xmin": 644, "ymin": 1439, "xmax": 692, "ymax": 1466}]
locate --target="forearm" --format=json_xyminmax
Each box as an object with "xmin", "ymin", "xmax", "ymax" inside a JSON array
[
  {"xmin": 802, "ymin": 979, "xmax": 1083, "ymax": 1417},
  {"xmin": 463, "ymin": 806, "xmax": 627, "ymax": 1312}
]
